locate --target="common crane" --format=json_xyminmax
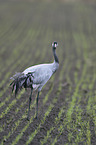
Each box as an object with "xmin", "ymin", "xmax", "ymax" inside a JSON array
[{"xmin": 10, "ymin": 41, "xmax": 59, "ymax": 120}]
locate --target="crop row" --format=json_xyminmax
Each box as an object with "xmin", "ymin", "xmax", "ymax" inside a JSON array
[
  {"xmin": 11, "ymin": 53, "xmax": 68, "ymax": 145},
  {"xmin": 0, "ymin": 1, "xmax": 96, "ymax": 144},
  {"xmin": 0, "ymin": 28, "xmax": 39, "ymax": 114},
  {"xmin": 38, "ymin": 28, "xmax": 96, "ymax": 144},
  {"xmin": 0, "ymin": 27, "xmax": 66, "ymax": 143},
  {"xmin": 10, "ymin": 30, "xmax": 73, "ymax": 144},
  {"xmin": 0, "ymin": 25, "xmax": 63, "ymax": 144},
  {"xmin": 0, "ymin": 26, "xmax": 46, "ymax": 117}
]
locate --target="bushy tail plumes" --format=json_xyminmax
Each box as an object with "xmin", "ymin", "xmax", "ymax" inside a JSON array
[{"xmin": 10, "ymin": 72, "xmax": 33, "ymax": 97}]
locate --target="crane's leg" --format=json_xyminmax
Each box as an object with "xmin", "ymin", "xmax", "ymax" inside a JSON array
[
  {"xmin": 27, "ymin": 87, "xmax": 33, "ymax": 120},
  {"xmin": 36, "ymin": 91, "xmax": 39, "ymax": 119}
]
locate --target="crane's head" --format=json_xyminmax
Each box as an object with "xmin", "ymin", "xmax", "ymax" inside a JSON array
[{"xmin": 52, "ymin": 41, "xmax": 58, "ymax": 49}]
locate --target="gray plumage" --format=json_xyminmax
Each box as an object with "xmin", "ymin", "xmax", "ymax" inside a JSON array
[{"xmin": 10, "ymin": 41, "xmax": 59, "ymax": 120}]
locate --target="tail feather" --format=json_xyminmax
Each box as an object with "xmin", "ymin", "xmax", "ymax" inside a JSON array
[{"xmin": 10, "ymin": 72, "xmax": 33, "ymax": 96}]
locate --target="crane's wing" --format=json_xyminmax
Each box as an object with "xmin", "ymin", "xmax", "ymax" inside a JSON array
[{"xmin": 22, "ymin": 63, "xmax": 55, "ymax": 91}]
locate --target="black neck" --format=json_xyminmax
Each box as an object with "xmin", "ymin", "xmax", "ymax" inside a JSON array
[{"xmin": 53, "ymin": 47, "xmax": 59, "ymax": 63}]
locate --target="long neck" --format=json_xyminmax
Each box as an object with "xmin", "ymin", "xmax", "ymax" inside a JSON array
[{"xmin": 53, "ymin": 47, "xmax": 59, "ymax": 63}]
